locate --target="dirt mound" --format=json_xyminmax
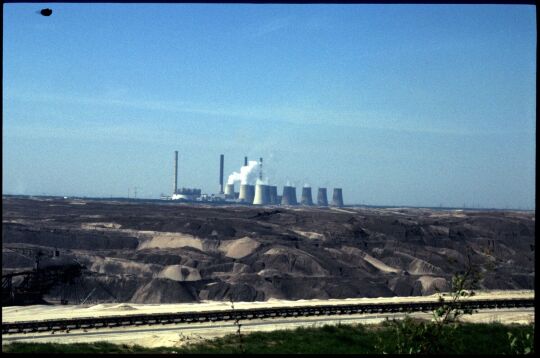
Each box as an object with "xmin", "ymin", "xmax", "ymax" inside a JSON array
[
  {"xmin": 341, "ymin": 246, "xmax": 401, "ymax": 273},
  {"xmin": 158, "ymin": 265, "xmax": 201, "ymax": 281},
  {"xmin": 101, "ymin": 303, "xmax": 138, "ymax": 311},
  {"xmin": 82, "ymin": 256, "xmax": 160, "ymax": 278},
  {"xmin": 218, "ymin": 237, "xmax": 260, "ymax": 259},
  {"xmin": 204, "ymin": 282, "xmax": 265, "ymax": 301},
  {"xmin": 260, "ymin": 247, "xmax": 329, "ymax": 276},
  {"xmin": 137, "ymin": 233, "xmax": 204, "ymax": 251},
  {"xmin": 2, "ymin": 197, "xmax": 535, "ymax": 304},
  {"xmin": 416, "ymin": 276, "xmax": 449, "ymax": 295},
  {"xmin": 408, "ymin": 258, "xmax": 444, "ymax": 275},
  {"xmin": 131, "ymin": 279, "xmax": 199, "ymax": 303}
]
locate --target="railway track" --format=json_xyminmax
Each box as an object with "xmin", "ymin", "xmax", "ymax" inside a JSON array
[{"xmin": 2, "ymin": 298, "xmax": 533, "ymax": 335}]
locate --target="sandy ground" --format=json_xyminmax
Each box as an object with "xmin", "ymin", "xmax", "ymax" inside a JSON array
[
  {"xmin": 2, "ymin": 290, "xmax": 533, "ymax": 323},
  {"xmin": 218, "ymin": 237, "xmax": 260, "ymax": 259},
  {"xmin": 351, "ymin": 248, "xmax": 401, "ymax": 273},
  {"xmin": 292, "ymin": 230, "xmax": 325, "ymax": 240}
]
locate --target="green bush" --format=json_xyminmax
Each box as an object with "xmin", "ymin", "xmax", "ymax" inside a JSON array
[{"xmin": 2, "ymin": 322, "xmax": 534, "ymax": 354}]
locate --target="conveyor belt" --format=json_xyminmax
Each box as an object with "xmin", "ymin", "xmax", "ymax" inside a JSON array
[{"xmin": 2, "ymin": 298, "xmax": 534, "ymax": 335}]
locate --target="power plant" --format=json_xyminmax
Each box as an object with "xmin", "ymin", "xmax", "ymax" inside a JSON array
[
  {"xmin": 173, "ymin": 151, "xmax": 178, "ymax": 194},
  {"xmin": 269, "ymin": 186, "xmax": 278, "ymax": 204},
  {"xmin": 301, "ymin": 187, "xmax": 314, "ymax": 206},
  {"xmin": 219, "ymin": 154, "xmax": 224, "ymax": 194},
  {"xmin": 224, "ymin": 183, "xmax": 235, "ymax": 199},
  {"xmin": 166, "ymin": 151, "xmax": 345, "ymax": 206},
  {"xmin": 317, "ymin": 188, "xmax": 328, "ymax": 206},
  {"xmin": 239, "ymin": 184, "xmax": 255, "ymax": 203},
  {"xmin": 281, "ymin": 186, "xmax": 298, "ymax": 206},
  {"xmin": 253, "ymin": 184, "xmax": 270, "ymax": 205},
  {"xmin": 331, "ymin": 188, "xmax": 344, "ymax": 207}
]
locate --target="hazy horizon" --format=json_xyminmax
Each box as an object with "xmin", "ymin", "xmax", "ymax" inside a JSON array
[{"xmin": 3, "ymin": 4, "xmax": 536, "ymax": 209}]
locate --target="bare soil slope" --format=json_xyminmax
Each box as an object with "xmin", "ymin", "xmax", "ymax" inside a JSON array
[{"xmin": 2, "ymin": 197, "xmax": 535, "ymax": 303}]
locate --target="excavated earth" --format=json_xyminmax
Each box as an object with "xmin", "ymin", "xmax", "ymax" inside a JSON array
[{"xmin": 2, "ymin": 196, "xmax": 535, "ymax": 303}]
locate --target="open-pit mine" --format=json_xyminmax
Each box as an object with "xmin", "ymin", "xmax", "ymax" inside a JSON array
[{"xmin": 2, "ymin": 196, "xmax": 535, "ymax": 305}]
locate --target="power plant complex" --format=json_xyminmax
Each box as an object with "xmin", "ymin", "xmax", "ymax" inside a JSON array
[{"xmin": 169, "ymin": 151, "xmax": 344, "ymax": 207}]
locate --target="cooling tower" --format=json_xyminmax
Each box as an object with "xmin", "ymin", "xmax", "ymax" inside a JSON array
[
  {"xmin": 173, "ymin": 151, "xmax": 178, "ymax": 194},
  {"xmin": 239, "ymin": 184, "xmax": 255, "ymax": 204},
  {"xmin": 268, "ymin": 186, "xmax": 278, "ymax": 204},
  {"xmin": 253, "ymin": 184, "xmax": 270, "ymax": 205},
  {"xmin": 331, "ymin": 188, "xmax": 344, "ymax": 207},
  {"xmin": 219, "ymin": 154, "xmax": 224, "ymax": 194},
  {"xmin": 225, "ymin": 183, "xmax": 235, "ymax": 199},
  {"xmin": 281, "ymin": 186, "xmax": 298, "ymax": 205},
  {"xmin": 301, "ymin": 187, "xmax": 314, "ymax": 206},
  {"xmin": 317, "ymin": 188, "xmax": 328, "ymax": 206}
]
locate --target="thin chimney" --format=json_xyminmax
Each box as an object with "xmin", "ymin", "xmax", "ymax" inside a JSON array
[
  {"xmin": 219, "ymin": 154, "xmax": 224, "ymax": 194},
  {"xmin": 174, "ymin": 151, "xmax": 178, "ymax": 194}
]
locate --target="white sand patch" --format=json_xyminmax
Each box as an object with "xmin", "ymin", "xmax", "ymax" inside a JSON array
[
  {"xmin": 417, "ymin": 276, "xmax": 448, "ymax": 294},
  {"xmin": 232, "ymin": 263, "xmax": 251, "ymax": 274},
  {"xmin": 69, "ymin": 201, "xmax": 87, "ymax": 205},
  {"xmin": 218, "ymin": 237, "xmax": 260, "ymax": 259},
  {"xmin": 257, "ymin": 268, "xmax": 283, "ymax": 277},
  {"xmin": 329, "ymin": 207, "xmax": 357, "ymax": 214},
  {"xmin": 292, "ymin": 230, "xmax": 325, "ymax": 240},
  {"xmin": 341, "ymin": 246, "xmax": 401, "ymax": 273},
  {"xmin": 428, "ymin": 211, "xmax": 467, "ymax": 218},
  {"xmin": 81, "ymin": 222, "xmax": 122, "ymax": 230},
  {"xmin": 137, "ymin": 233, "xmax": 204, "ymax": 251},
  {"xmin": 158, "ymin": 265, "xmax": 201, "ymax": 282},
  {"xmin": 77, "ymin": 224, "xmax": 208, "ymax": 252},
  {"xmin": 2, "ymin": 219, "xmax": 27, "ymax": 225},
  {"xmin": 362, "ymin": 254, "xmax": 401, "ymax": 273},
  {"xmin": 99, "ymin": 304, "xmax": 138, "ymax": 311},
  {"xmin": 263, "ymin": 247, "xmax": 287, "ymax": 255},
  {"xmin": 459, "ymin": 308, "xmax": 535, "ymax": 325},
  {"xmin": 408, "ymin": 258, "xmax": 443, "ymax": 275},
  {"xmin": 86, "ymin": 256, "xmax": 161, "ymax": 277},
  {"xmin": 2, "ymin": 290, "xmax": 533, "ymax": 324}
]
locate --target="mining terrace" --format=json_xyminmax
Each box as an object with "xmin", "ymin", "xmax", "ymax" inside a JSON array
[{"xmin": 2, "ymin": 196, "xmax": 535, "ymax": 304}]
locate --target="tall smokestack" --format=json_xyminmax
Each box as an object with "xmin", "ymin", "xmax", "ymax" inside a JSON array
[
  {"xmin": 281, "ymin": 186, "xmax": 298, "ymax": 205},
  {"xmin": 301, "ymin": 187, "xmax": 313, "ymax": 206},
  {"xmin": 269, "ymin": 186, "xmax": 278, "ymax": 204},
  {"xmin": 317, "ymin": 188, "xmax": 328, "ymax": 206},
  {"xmin": 173, "ymin": 151, "xmax": 178, "ymax": 194},
  {"xmin": 253, "ymin": 184, "xmax": 270, "ymax": 205},
  {"xmin": 259, "ymin": 157, "xmax": 263, "ymax": 180},
  {"xmin": 331, "ymin": 188, "xmax": 344, "ymax": 207},
  {"xmin": 219, "ymin": 154, "xmax": 224, "ymax": 194},
  {"xmin": 244, "ymin": 156, "xmax": 248, "ymax": 166}
]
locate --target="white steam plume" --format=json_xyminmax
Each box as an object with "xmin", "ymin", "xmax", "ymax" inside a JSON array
[{"xmin": 227, "ymin": 160, "xmax": 262, "ymax": 185}]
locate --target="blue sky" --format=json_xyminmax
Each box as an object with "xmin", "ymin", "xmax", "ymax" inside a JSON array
[{"xmin": 3, "ymin": 4, "xmax": 536, "ymax": 208}]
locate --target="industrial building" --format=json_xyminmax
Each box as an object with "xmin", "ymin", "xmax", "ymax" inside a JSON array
[{"xmin": 166, "ymin": 151, "xmax": 345, "ymax": 206}]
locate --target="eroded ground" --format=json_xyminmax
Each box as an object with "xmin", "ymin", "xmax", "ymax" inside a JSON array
[{"xmin": 2, "ymin": 197, "xmax": 535, "ymax": 303}]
